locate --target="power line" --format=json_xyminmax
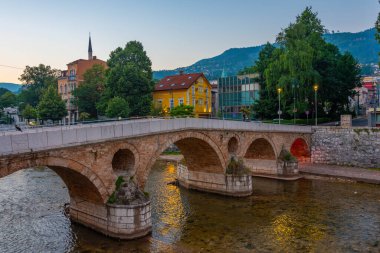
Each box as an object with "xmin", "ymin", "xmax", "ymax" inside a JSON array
[{"xmin": 0, "ymin": 64, "xmax": 23, "ymax": 70}]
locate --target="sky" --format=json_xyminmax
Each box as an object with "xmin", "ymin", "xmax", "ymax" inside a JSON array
[{"xmin": 0, "ymin": 0, "xmax": 379, "ymax": 83}]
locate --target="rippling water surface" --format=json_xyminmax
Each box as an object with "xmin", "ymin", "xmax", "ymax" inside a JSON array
[{"xmin": 1, "ymin": 162, "xmax": 380, "ymax": 252}]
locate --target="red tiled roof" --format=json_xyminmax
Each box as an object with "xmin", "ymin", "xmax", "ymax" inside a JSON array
[{"xmin": 155, "ymin": 73, "xmax": 204, "ymax": 91}]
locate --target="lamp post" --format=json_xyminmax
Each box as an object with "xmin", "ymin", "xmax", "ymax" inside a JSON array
[
  {"xmin": 277, "ymin": 87, "xmax": 282, "ymax": 124},
  {"xmin": 313, "ymin": 84, "xmax": 319, "ymax": 126}
]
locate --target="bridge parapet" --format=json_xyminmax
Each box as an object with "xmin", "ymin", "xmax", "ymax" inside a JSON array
[{"xmin": 0, "ymin": 118, "xmax": 312, "ymax": 156}]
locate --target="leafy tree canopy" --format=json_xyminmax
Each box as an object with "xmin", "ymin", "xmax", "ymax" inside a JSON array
[
  {"xmin": 104, "ymin": 41, "xmax": 154, "ymax": 116},
  {"xmin": 21, "ymin": 104, "xmax": 37, "ymax": 120},
  {"xmin": 0, "ymin": 87, "xmax": 9, "ymax": 97},
  {"xmin": 105, "ymin": 97, "xmax": 131, "ymax": 118},
  {"xmin": 37, "ymin": 86, "xmax": 67, "ymax": 121},
  {"xmin": 252, "ymin": 7, "xmax": 360, "ymax": 119},
  {"xmin": 0, "ymin": 92, "xmax": 17, "ymax": 108},
  {"xmin": 18, "ymin": 64, "xmax": 60, "ymax": 107}
]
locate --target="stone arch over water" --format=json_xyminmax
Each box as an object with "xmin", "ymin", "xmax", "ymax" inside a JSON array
[
  {"xmin": 141, "ymin": 132, "xmax": 227, "ymax": 187},
  {"xmin": 0, "ymin": 156, "xmax": 108, "ymax": 204},
  {"xmin": 290, "ymin": 138, "xmax": 310, "ymax": 162},
  {"xmin": 243, "ymin": 137, "xmax": 278, "ymax": 174}
]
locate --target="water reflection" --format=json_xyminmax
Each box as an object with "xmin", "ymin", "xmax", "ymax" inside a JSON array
[{"xmin": 0, "ymin": 163, "xmax": 379, "ymax": 252}]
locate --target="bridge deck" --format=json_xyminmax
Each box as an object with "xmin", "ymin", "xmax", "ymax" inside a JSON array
[{"xmin": 0, "ymin": 118, "xmax": 312, "ymax": 156}]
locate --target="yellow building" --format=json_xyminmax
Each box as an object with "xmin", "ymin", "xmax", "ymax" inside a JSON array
[{"xmin": 153, "ymin": 72, "xmax": 212, "ymax": 117}]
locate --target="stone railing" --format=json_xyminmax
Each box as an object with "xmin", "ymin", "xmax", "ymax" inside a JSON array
[{"xmin": 0, "ymin": 118, "xmax": 312, "ymax": 156}]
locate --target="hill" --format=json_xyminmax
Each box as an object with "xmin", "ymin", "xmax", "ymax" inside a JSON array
[
  {"xmin": 153, "ymin": 28, "xmax": 380, "ymax": 80},
  {"xmin": 324, "ymin": 28, "xmax": 379, "ymax": 64},
  {"xmin": 0, "ymin": 83, "xmax": 22, "ymax": 93}
]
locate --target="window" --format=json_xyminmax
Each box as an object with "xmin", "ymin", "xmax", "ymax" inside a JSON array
[
  {"xmin": 198, "ymin": 98, "xmax": 203, "ymax": 105},
  {"xmin": 59, "ymin": 85, "xmax": 63, "ymax": 94},
  {"xmin": 169, "ymin": 98, "xmax": 174, "ymax": 109},
  {"xmin": 205, "ymin": 88, "xmax": 208, "ymax": 95},
  {"xmin": 178, "ymin": 98, "xmax": 184, "ymax": 105},
  {"xmin": 198, "ymin": 87, "xmax": 203, "ymax": 93},
  {"xmin": 64, "ymin": 84, "xmax": 67, "ymax": 94},
  {"xmin": 192, "ymin": 86, "xmax": 195, "ymax": 95}
]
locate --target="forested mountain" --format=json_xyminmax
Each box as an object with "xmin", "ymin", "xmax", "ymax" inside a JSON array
[
  {"xmin": 0, "ymin": 83, "xmax": 21, "ymax": 93},
  {"xmin": 153, "ymin": 28, "xmax": 379, "ymax": 80}
]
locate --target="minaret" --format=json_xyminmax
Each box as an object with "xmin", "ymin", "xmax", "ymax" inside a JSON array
[{"xmin": 88, "ymin": 33, "xmax": 93, "ymax": 60}]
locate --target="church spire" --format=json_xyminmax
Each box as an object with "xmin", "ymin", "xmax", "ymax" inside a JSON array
[{"xmin": 88, "ymin": 33, "xmax": 93, "ymax": 60}]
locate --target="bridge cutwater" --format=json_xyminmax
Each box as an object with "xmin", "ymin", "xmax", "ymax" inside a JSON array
[{"xmin": 0, "ymin": 118, "xmax": 312, "ymax": 239}]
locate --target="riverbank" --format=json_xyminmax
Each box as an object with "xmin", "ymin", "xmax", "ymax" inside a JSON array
[
  {"xmin": 159, "ymin": 155, "xmax": 380, "ymax": 185},
  {"xmin": 299, "ymin": 163, "xmax": 380, "ymax": 184}
]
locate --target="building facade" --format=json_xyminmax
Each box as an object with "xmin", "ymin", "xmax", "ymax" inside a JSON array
[
  {"xmin": 362, "ymin": 76, "xmax": 380, "ymax": 127},
  {"xmin": 58, "ymin": 35, "xmax": 107, "ymax": 123},
  {"xmin": 153, "ymin": 72, "xmax": 212, "ymax": 117},
  {"xmin": 218, "ymin": 74, "xmax": 260, "ymax": 120},
  {"xmin": 209, "ymin": 80, "xmax": 218, "ymax": 117}
]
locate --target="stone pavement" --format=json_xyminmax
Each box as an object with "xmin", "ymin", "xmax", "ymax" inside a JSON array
[{"xmin": 299, "ymin": 163, "xmax": 380, "ymax": 184}]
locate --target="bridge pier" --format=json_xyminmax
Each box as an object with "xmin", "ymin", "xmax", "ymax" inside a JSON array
[
  {"xmin": 69, "ymin": 197, "xmax": 152, "ymax": 239},
  {"xmin": 177, "ymin": 164, "xmax": 253, "ymax": 197}
]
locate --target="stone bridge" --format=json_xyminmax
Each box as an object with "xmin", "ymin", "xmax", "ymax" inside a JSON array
[{"xmin": 0, "ymin": 118, "xmax": 312, "ymax": 239}]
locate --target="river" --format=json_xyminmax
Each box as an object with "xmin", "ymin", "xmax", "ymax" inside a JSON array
[{"xmin": 0, "ymin": 161, "xmax": 379, "ymax": 252}]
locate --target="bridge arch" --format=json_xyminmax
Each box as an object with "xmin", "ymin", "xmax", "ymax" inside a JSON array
[
  {"xmin": 108, "ymin": 143, "xmax": 140, "ymax": 177},
  {"xmin": 243, "ymin": 137, "xmax": 278, "ymax": 174},
  {"xmin": 244, "ymin": 137, "xmax": 277, "ymax": 159},
  {"xmin": 142, "ymin": 132, "xmax": 227, "ymax": 187},
  {"xmin": 290, "ymin": 137, "xmax": 310, "ymax": 162},
  {"xmin": 0, "ymin": 156, "xmax": 109, "ymax": 204}
]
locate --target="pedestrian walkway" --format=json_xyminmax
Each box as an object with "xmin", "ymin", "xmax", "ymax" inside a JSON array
[{"xmin": 299, "ymin": 163, "xmax": 380, "ymax": 184}]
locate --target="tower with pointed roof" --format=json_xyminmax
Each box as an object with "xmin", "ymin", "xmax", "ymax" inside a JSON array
[
  {"xmin": 88, "ymin": 33, "xmax": 93, "ymax": 60},
  {"xmin": 58, "ymin": 33, "xmax": 107, "ymax": 124}
]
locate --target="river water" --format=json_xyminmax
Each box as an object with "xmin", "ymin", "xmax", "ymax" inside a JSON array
[{"xmin": 0, "ymin": 162, "xmax": 379, "ymax": 253}]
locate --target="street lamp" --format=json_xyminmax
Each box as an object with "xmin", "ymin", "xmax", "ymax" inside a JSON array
[
  {"xmin": 277, "ymin": 87, "xmax": 282, "ymax": 124},
  {"xmin": 313, "ymin": 84, "xmax": 319, "ymax": 126}
]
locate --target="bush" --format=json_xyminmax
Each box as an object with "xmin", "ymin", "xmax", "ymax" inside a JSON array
[
  {"xmin": 278, "ymin": 149, "xmax": 297, "ymax": 162},
  {"xmin": 226, "ymin": 157, "xmax": 250, "ymax": 176}
]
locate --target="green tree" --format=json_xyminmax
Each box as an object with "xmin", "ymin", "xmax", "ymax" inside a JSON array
[
  {"xmin": 72, "ymin": 64, "xmax": 106, "ymax": 118},
  {"xmin": 106, "ymin": 97, "xmax": 131, "ymax": 118},
  {"xmin": 251, "ymin": 7, "xmax": 360, "ymax": 119},
  {"xmin": 250, "ymin": 43, "xmax": 279, "ymax": 119},
  {"xmin": 37, "ymin": 86, "xmax": 67, "ymax": 121},
  {"xmin": 169, "ymin": 104, "xmax": 194, "ymax": 117},
  {"xmin": 104, "ymin": 41, "xmax": 154, "ymax": 116},
  {"xmin": 0, "ymin": 87, "xmax": 9, "ymax": 97},
  {"xmin": 21, "ymin": 104, "xmax": 38, "ymax": 121},
  {"xmin": 0, "ymin": 92, "xmax": 17, "ymax": 108},
  {"xmin": 18, "ymin": 64, "xmax": 60, "ymax": 107}
]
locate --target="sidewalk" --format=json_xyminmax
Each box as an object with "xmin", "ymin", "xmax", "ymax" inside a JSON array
[{"xmin": 299, "ymin": 163, "xmax": 380, "ymax": 184}]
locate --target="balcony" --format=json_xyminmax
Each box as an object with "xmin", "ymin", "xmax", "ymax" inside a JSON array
[{"xmin": 68, "ymin": 75, "xmax": 76, "ymax": 81}]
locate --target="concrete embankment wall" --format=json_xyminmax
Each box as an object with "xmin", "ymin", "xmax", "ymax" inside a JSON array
[{"xmin": 311, "ymin": 127, "xmax": 380, "ymax": 168}]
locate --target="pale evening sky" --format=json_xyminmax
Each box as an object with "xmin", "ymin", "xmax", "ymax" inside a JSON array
[{"xmin": 0, "ymin": 0, "xmax": 378, "ymax": 83}]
